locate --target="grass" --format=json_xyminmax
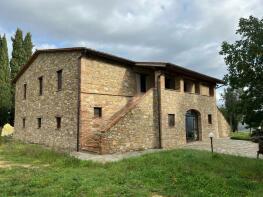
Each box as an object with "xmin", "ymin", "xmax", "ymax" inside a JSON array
[
  {"xmin": 0, "ymin": 140, "xmax": 263, "ymax": 197},
  {"xmin": 230, "ymin": 131, "xmax": 251, "ymax": 141}
]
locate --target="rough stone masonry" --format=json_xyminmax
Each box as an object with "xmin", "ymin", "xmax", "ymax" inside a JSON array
[{"xmin": 13, "ymin": 47, "xmax": 230, "ymax": 154}]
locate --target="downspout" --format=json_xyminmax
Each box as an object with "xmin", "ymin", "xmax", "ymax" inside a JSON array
[
  {"xmin": 156, "ymin": 72, "xmax": 162, "ymax": 149},
  {"xmin": 76, "ymin": 54, "xmax": 83, "ymax": 152}
]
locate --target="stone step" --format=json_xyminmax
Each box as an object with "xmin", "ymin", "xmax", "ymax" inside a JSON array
[{"xmin": 81, "ymin": 146, "xmax": 100, "ymax": 154}]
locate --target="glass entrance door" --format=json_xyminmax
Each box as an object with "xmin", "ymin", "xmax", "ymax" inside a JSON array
[{"xmin": 186, "ymin": 110, "xmax": 199, "ymax": 142}]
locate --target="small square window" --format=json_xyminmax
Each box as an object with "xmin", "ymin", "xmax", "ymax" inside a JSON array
[
  {"xmin": 94, "ymin": 107, "xmax": 102, "ymax": 118},
  {"xmin": 56, "ymin": 117, "xmax": 61, "ymax": 129},
  {"xmin": 37, "ymin": 118, "xmax": 42, "ymax": 129},
  {"xmin": 22, "ymin": 118, "xmax": 26, "ymax": 128},
  {"xmin": 208, "ymin": 114, "xmax": 212, "ymax": 124},
  {"xmin": 168, "ymin": 114, "xmax": 175, "ymax": 127}
]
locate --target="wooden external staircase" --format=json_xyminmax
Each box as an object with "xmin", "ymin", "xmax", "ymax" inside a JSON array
[{"xmin": 81, "ymin": 89, "xmax": 153, "ymax": 154}]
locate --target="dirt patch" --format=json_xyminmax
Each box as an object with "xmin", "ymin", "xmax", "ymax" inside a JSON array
[
  {"xmin": 0, "ymin": 157, "xmax": 49, "ymax": 169},
  {"xmin": 0, "ymin": 160, "xmax": 32, "ymax": 168}
]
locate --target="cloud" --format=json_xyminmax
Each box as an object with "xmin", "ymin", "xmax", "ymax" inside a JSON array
[
  {"xmin": 0, "ymin": 0, "xmax": 262, "ymax": 105},
  {"xmin": 35, "ymin": 43, "xmax": 57, "ymax": 50}
]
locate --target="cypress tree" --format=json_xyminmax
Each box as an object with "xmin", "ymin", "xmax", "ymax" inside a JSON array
[
  {"xmin": 0, "ymin": 35, "xmax": 10, "ymax": 82},
  {"xmin": 23, "ymin": 32, "xmax": 33, "ymax": 62},
  {"xmin": 9, "ymin": 28, "xmax": 25, "ymax": 125},
  {"xmin": 10, "ymin": 28, "xmax": 25, "ymax": 81},
  {"xmin": 9, "ymin": 29, "xmax": 34, "ymax": 125},
  {"xmin": 0, "ymin": 35, "xmax": 11, "ymax": 126}
]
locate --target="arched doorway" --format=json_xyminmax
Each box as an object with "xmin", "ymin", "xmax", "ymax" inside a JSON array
[{"xmin": 185, "ymin": 110, "xmax": 201, "ymax": 142}]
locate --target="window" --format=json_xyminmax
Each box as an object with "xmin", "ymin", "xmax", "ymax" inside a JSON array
[
  {"xmin": 165, "ymin": 75, "xmax": 175, "ymax": 90},
  {"xmin": 38, "ymin": 76, "xmax": 43, "ymax": 95},
  {"xmin": 168, "ymin": 114, "xmax": 175, "ymax": 127},
  {"xmin": 140, "ymin": 74, "xmax": 147, "ymax": 92},
  {"xmin": 208, "ymin": 114, "xmax": 212, "ymax": 124},
  {"xmin": 56, "ymin": 117, "xmax": 61, "ymax": 129},
  {"xmin": 23, "ymin": 84, "xmax": 27, "ymax": 99},
  {"xmin": 94, "ymin": 107, "xmax": 102, "ymax": 118},
  {"xmin": 57, "ymin": 69, "xmax": 63, "ymax": 91},
  {"xmin": 37, "ymin": 118, "xmax": 42, "ymax": 129},
  {"xmin": 22, "ymin": 118, "xmax": 26, "ymax": 128}
]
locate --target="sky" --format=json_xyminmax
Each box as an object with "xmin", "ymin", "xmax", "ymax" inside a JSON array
[{"xmin": 0, "ymin": 0, "xmax": 262, "ymax": 104}]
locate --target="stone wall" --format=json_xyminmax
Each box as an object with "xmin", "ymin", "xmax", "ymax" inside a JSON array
[
  {"xmin": 160, "ymin": 75, "xmax": 219, "ymax": 148},
  {"xmin": 13, "ymin": 50, "xmax": 229, "ymax": 154},
  {"xmin": 79, "ymin": 56, "xmax": 138, "ymax": 152},
  {"xmin": 14, "ymin": 51, "xmax": 81, "ymax": 151},
  {"xmin": 217, "ymin": 108, "xmax": 230, "ymax": 137},
  {"xmin": 100, "ymin": 89, "xmax": 159, "ymax": 153}
]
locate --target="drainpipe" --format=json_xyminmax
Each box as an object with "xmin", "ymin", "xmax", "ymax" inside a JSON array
[
  {"xmin": 76, "ymin": 54, "xmax": 83, "ymax": 152},
  {"xmin": 156, "ymin": 72, "xmax": 162, "ymax": 149}
]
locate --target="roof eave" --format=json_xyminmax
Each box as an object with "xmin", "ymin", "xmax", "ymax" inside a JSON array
[
  {"xmin": 12, "ymin": 47, "xmax": 135, "ymax": 84},
  {"xmin": 166, "ymin": 63, "xmax": 224, "ymax": 84}
]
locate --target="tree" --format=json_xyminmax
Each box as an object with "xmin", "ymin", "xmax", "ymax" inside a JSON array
[
  {"xmin": 0, "ymin": 35, "xmax": 10, "ymax": 83},
  {"xmin": 0, "ymin": 35, "xmax": 11, "ymax": 126},
  {"xmin": 9, "ymin": 28, "xmax": 34, "ymax": 125},
  {"xmin": 10, "ymin": 28, "xmax": 25, "ymax": 81},
  {"xmin": 23, "ymin": 32, "xmax": 33, "ymax": 62},
  {"xmin": 221, "ymin": 88, "xmax": 242, "ymax": 132},
  {"xmin": 220, "ymin": 16, "xmax": 263, "ymax": 130}
]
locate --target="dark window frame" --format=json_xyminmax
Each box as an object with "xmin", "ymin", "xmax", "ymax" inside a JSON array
[
  {"xmin": 208, "ymin": 114, "xmax": 212, "ymax": 124},
  {"xmin": 23, "ymin": 83, "xmax": 27, "ymax": 99},
  {"xmin": 57, "ymin": 69, "xmax": 63, "ymax": 91},
  {"xmin": 38, "ymin": 76, "xmax": 43, "ymax": 96},
  {"xmin": 37, "ymin": 117, "xmax": 42, "ymax": 129},
  {"xmin": 94, "ymin": 107, "xmax": 102, "ymax": 118},
  {"xmin": 56, "ymin": 116, "xmax": 61, "ymax": 129},
  {"xmin": 168, "ymin": 114, "xmax": 175, "ymax": 127}
]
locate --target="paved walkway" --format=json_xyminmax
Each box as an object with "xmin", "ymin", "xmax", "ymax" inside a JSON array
[
  {"xmin": 181, "ymin": 138, "xmax": 260, "ymax": 159},
  {"xmin": 71, "ymin": 149, "xmax": 162, "ymax": 163},
  {"xmin": 71, "ymin": 138, "xmax": 260, "ymax": 163}
]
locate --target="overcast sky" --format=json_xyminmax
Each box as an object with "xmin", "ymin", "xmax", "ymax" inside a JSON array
[{"xmin": 0, "ymin": 0, "xmax": 262, "ymax": 103}]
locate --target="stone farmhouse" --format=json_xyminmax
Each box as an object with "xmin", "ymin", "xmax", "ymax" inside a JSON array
[{"xmin": 13, "ymin": 47, "xmax": 230, "ymax": 154}]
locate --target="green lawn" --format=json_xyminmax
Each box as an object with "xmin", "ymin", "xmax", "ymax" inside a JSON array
[
  {"xmin": 230, "ymin": 131, "xmax": 251, "ymax": 141},
  {"xmin": 0, "ymin": 139, "xmax": 263, "ymax": 197}
]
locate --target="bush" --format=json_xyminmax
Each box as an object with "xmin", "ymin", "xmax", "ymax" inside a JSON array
[{"xmin": 230, "ymin": 131, "xmax": 251, "ymax": 141}]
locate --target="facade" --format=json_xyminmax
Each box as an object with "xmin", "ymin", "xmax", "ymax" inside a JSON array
[{"xmin": 13, "ymin": 47, "xmax": 230, "ymax": 154}]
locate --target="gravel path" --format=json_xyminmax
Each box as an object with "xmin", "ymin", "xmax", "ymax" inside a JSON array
[
  {"xmin": 181, "ymin": 138, "xmax": 260, "ymax": 159},
  {"xmin": 71, "ymin": 138, "xmax": 261, "ymax": 163}
]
